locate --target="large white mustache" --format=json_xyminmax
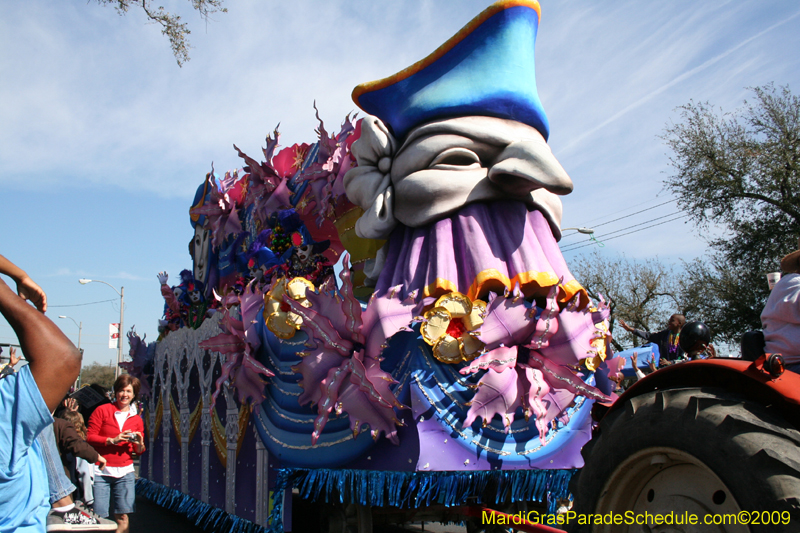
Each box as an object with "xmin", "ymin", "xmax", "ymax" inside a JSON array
[{"xmin": 344, "ymin": 115, "xmax": 572, "ymax": 241}]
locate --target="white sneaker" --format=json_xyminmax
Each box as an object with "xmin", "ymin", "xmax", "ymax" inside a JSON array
[{"xmin": 46, "ymin": 507, "xmax": 117, "ymax": 531}]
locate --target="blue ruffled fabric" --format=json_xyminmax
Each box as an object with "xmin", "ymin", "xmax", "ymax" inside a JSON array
[
  {"xmin": 135, "ymin": 478, "xmax": 268, "ymax": 533},
  {"xmin": 267, "ymin": 468, "xmax": 575, "ymax": 533}
]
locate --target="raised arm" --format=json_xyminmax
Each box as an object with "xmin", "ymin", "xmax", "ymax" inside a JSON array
[
  {"xmin": 0, "ymin": 261, "xmax": 80, "ymax": 412},
  {"xmin": 618, "ymin": 319, "xmax": 653, "ymax": 343},
  {"xmin": 0, "ymin": 254, "xmax": 47, "ymax": 312},
  {"xmin": 617, "ymin": 319, "xmax": 634, "ymax": 333}
]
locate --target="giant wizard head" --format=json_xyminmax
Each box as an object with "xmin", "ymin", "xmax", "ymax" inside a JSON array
[{"xmin": 344, "ymin": 0, "xmax": 572, "ymax": 264}]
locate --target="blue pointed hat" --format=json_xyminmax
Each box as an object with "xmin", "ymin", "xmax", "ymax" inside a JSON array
[
  {"xmin": 190, "ymin": 171, "xmax": 214, "ymax": 229},
  {"xmin": 352, "ymin": 1, "xmax": 549, "ymax": 141}
]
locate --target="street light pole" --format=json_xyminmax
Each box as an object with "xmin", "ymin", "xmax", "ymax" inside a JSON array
[
  {"xmin": 119, "ymin": 286, "xmax": 124, "ymax": 379},
  {"xmin": 79, "ymin": 279, "xmax": 125, "ymax": 379},
  {"xmin": 58, "ymin": 315, "xmax": 82, "ymax": 388}
]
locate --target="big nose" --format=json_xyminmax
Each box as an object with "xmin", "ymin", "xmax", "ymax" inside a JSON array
[{"xmin": 488, "ymin": 140, "xmax": 573, "ymax": 196}]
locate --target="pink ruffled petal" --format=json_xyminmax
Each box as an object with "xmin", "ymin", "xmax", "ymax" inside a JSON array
[
  {"xmin": 478, "ymin": 293, "xmax": 539, "ymax": 350},
  {"xmin": 312, "ymin": 361, "xmax": 352, "ymax": 445},
  {"xmin": 286, "ymin": 295, "xmax": 353, "ymax": 356},
  {"xmin": 526, "ymin": 352, "xmax": 609, "ymax": 402},
  {"xmin": 463, "ymin": 366, "xmax": 521, "ymax": 432},
  {"xmin": 240, "ymin": 281, "xmax": 265, "ymax": 351},
  {"xmin": 198, "ymin": 333, "xmax": 245, "ymax": 355},
  {"xmin": 518, "ymin": 364, "xmax": 551, "ymax": 444},
  {"xmin": 337, "ymin": 254, "xmax": 365, "ymax": 344},
  {"xmin": 294, "ymin": 350, "xmax": 347, "ymax": 406},
  {"xmin": 337, "ymin": 381, "xmax": 401, "ymax": 445},
  {"xmin": 349, "ymin": 357, "xmax": 404, "ymax": 411},
  {"xmin": 460, "ymin": 345, "xmax": 518, "ymax": 375},
  {"xmin": 361, "ymin": 286, "xmax": 420, "ymax": 359}
]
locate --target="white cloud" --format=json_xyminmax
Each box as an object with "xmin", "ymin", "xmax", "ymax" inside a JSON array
[
  {"xmin": 47, "ymin": 267, "xmax": 92, "ymax": 278},
  {"xmin": 114, "ymin": 271, "xmax": 150, "ymax": 282}
]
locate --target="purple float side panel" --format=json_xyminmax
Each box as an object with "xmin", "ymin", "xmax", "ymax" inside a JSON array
[
  {"xmin": 233, "ymin": 420, "xmax": 258, "ymax": 523},
  {"xmin": 149, "ymin": 422, "xmax": 164, "ymax": 485},
  {"xmin": 207, "ymin": 449, "xmax": 227, "ymax": 510},
  {"xmin": 169, "ymin": 416, "xmax": 182, "ymax": 490},
  {"xmin": 186, "ymin": 435, "xmax": 203, "ymax": 501},
  {"xmin": 207, "ymin": 402, "xmax": 228, "ymax": 510},
  {"xmin": 186, "ymin": 367, "xmax": 204, "ymax": 501}
]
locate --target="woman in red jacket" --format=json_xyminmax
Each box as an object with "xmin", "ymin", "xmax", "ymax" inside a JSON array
[{"xmin": 87, "ymin": 374, "xmax": 145, "ymax": 533}]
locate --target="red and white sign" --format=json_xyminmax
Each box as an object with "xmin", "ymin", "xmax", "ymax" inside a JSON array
[{"xmin": 109, "ymin": 323, "xmax": 120, "ymax": 349}]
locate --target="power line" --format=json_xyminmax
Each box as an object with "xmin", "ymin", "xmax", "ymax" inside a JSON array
[
  {"xmin": 561, "ymin": 198, "xmax": 677, "ymax": 240},
  {"xmin": 583, "ymin": 196, "xmax": 676, "ymax": 224},
  {"xmin": 49, "ymin": 298, "xmax": 117, "ymax": 308},
  {"xmin": 561, "ymin": 214, "xmax": 689, "ymax": 253},
  {"xmin": 588, "ymin": 199, "xmax": 678, "ymax": 229},
  {"xmin": 588, "ymin": 211, "xmax": 686, "ymax": 240},
  {"xmin": 561, "ymin": 213, "xmax": 689, "ymax": 253},
  {"xmin": 559, "ymin": 195, "xmax": 683, "ymax": 250},
  {"xmin": 562, "ymin": 211, "xmax": 680, "ymax": 243}
]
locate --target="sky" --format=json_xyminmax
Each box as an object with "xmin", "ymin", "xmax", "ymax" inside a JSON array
[{"xmin": 1, "ymin": 0, "xmax": 799, "ymax": 368}]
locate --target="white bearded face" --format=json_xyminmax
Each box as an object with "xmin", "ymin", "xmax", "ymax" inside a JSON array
[
  {"xmin": 391, "ymin": 116, "xmax": 572, "ymax": 230},
  {"xmin": 192, "ymin": 225, "xmax": 211, "ymax": 285}
]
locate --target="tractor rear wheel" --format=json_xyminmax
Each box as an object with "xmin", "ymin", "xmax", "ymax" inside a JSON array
[{"xmin": 571, "ymin": 388, "xmax": 800, "ymax": 532}]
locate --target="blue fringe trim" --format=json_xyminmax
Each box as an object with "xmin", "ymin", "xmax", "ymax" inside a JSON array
[
  {"xmin": 268, "ymin": 468, "xmax": 576, "ymax": 533},
  {"xmin": 135, "ymin": 478, "xmax": 268, "ymax": 533}
]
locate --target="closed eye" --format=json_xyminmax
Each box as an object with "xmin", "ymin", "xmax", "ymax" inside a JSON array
[{"xmin": 429, "ymin": 148, "xmax": 482, "ymax": 169}]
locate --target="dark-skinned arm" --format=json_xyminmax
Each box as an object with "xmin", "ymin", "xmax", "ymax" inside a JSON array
[
  {"xmin": 0, "ymin": 265, "xmax": 80, "ymax": 412},
  {"xmin": 0, "ymin": 254, "xmax": 47, "ymax": 312}
]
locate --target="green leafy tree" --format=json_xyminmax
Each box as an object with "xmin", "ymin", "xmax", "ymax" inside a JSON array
[
  {"xmin": 676, "ymin": 257, "xmax": 766, "ymax": 344},
  {"xmin": 569, "ymin": 251, "xmax": 681, "ymax": 350},
  {"xmin": 662, "ymin": 84, "xmax": 800, "ymax": 341},
  {"xmin": 95, "ymin": 0, "xmax": 227, "ymax": 66},
  {"xmin": 80, "ymin": 362, "xmax": 117, "ymax": 390}
]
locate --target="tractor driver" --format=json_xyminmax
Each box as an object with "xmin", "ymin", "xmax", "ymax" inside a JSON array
[{"xmin": 761, "ymin": 238, "xmax": 800, "ymax": 373}]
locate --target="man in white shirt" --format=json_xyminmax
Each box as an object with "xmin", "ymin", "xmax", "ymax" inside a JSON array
[{"xmin": 761, "ymin": 238, "xmax": 800, "ymax": 372}]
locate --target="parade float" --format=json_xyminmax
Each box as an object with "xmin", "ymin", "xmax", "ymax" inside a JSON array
[{"xmin": 130, "ymin": 2, "xmax": 623, "ymax": 530}]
